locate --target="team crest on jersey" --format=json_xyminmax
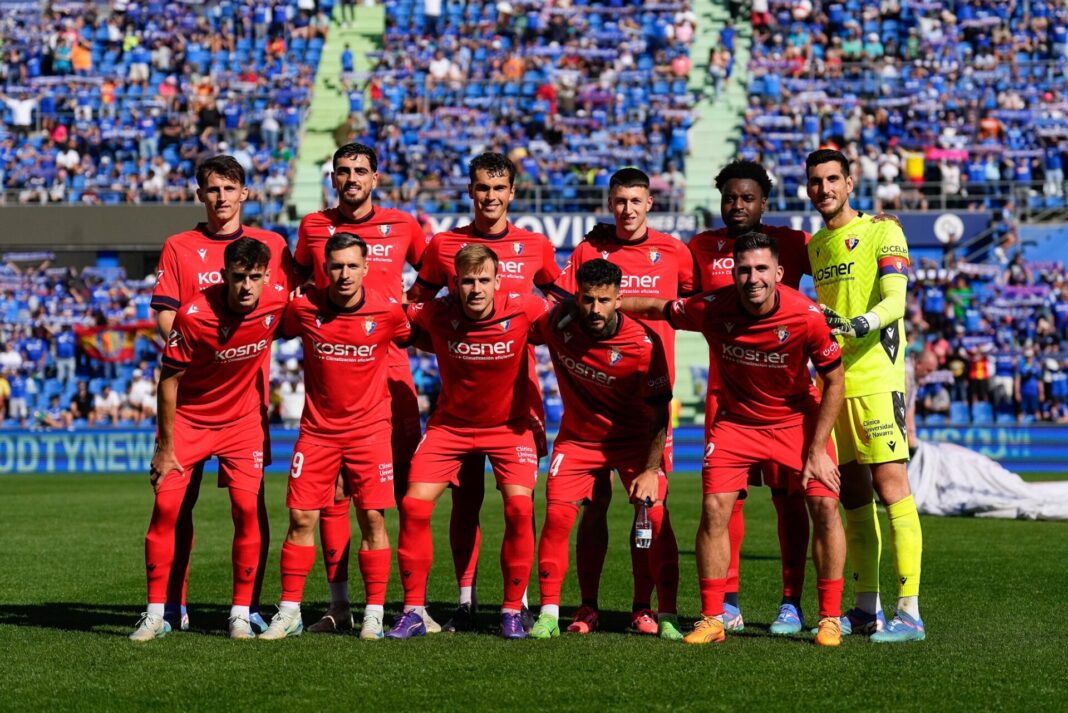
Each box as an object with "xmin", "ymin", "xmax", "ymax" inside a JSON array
[
  {"xmin": 845, "ymin": 237, "xmax": 860, "ymax": 251},
  {"xmin": 609, "ymin": 348, "xmax": 622, "ymax": 365},
  {"xmin": 500, "ymin": 319, "xmax": 511, "ymax": 331},
  {"xmin": 379, "ymin": 224, "xmax": 392, "ymax": 236},
  {"xmin": 186, "ymin": 304, "xmax": 199, "ymax": 315},
  {"xmin": 775, "ymin": 325, "xmax": 790, "ymax": 343},
  {"xmin": 648, "ymin": 249, "xmax": 661, "ymax": 265},
  {"xmin": 264, "ymin": 314, "xmax": 275, "ymax": 328},
  {"xmin": 327, "ymin": 225, "xmax": 337, "ymax": 236},
  {"xmin": 717, "ymin": 239, "xmax": 726, "ymax": 251},
  {"xmin": 513, "ymin": 241, "xmax": 524, "ymax": 255},
  {"xmin": 197, "ymin": 248, "xmax": 207, "ymax": 261},
  {"xmin": 364, "ymin": 318, "xmax": 377, "ymax": 336}
]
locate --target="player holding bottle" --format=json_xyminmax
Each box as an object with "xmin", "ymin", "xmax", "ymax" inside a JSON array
[
  {"xmin": 294, "ymin": 143, "xmax": 428, "ymax": 633},
  {"xmin": 406, "ymin": 152, "xmax": 561, "ymax": 632},
  {"xmin": 805, "ymin": 148, "xmax": 925, "ymax": 642},
  {"xmin": 388, "ymin": 245, "xmax": 550, "ymax": 640},
  {"xmin": 623, "ymin": 231, "xmax": 848, "ymax": 647},
  {"xmin": 131, "ymin": 237, "xmax": 286, "ymax": 641},
  {"xmin": 528, "ymin": 259, "xmax": 682, "ymax": 641},
  {"xmin": 259, "ymin": 233, "xmax": 412, "ymax": 641}
]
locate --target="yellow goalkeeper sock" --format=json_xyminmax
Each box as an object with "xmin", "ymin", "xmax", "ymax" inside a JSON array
[
  {"xmin": 844, "ymin": 501, "xmax": 882, "ymax": 605},
  {"xmin": 886, "ymin": 494, "xmax": 923, "ymax": 599}
]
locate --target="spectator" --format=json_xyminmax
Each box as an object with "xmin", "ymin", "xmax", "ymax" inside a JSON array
[
  {"xmin": 93, "ymin": 383, "xmax": 122, "ymax": 425},
  {"xmin": 126, "ymin": 368, "xmax": 157, "ymax": 425},
  {"xmin": 37, "ymin": 394, "xmax": 73, "ymax": 430}
]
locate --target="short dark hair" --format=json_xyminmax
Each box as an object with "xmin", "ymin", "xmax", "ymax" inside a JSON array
[
  {"xmin": 575, "ymin": 258, "xmax": 622, "ymax": 290},
  {"xmin": 223, "ymin": 236, "xmax": 272, "ymax": 270},
  {"xmin": 732, "ymin": 231, "xmax": 779, "ymax": 261},
  {"xmin": 715, "ymin": 159, "xmax": 773, "ymax": 197},
  {"xmin": 455, "ymin": 243, "xmax": 499, "ymax": 275},
  {"xmin": 609, "ymin": 167, "xmax": 650, "ymax": 191},
  {"xmin": 805, "ymin": 148, "xmax": 851, "ymax": 178},
  {"xmin": 468, "ymin": 152, "xmax": 516, "ymax": 185},
  {"xmin": 333, "ymin": 142, "xmax": 378, "ymax": 172},
  {"xmin": 196, "ymin": 155, "xmax": 245, "ymax": 189},
  {"xmin": 325, "ymin": 232, "xmax": 368, "ymax": 259}
]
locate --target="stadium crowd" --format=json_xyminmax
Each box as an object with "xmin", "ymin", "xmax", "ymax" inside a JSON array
[{"xmin": 739, "ymin": 0, "xmax": 1068, "ymax": 213}]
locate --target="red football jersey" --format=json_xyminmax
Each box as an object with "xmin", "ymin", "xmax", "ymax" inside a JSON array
[
  {"xmin": 414, "ymin": 222, "xmax": 561, "ymax": 296},
  {"xmin": 665, "ymin": 285, "xmax": 841, "ymax": 427},
  {"xmin": 281, "ymin": 286, "xmax": 411, "ymax": 443},
  {"xmin": 151, "ymin": 223, "xmax": 299, "ymax": 312},
  {"xmin": 295, "ymin": 207, "xmax": 427, "ymax": 300},
  {"xmin": 555, "ymin": 227, "xmax": 698, "ymax": 381},
  {"xmin": 688, "ymin": 224, "xmax": 811, "ymax": 291},
  {"xmin": 407, "ymin": 291, "xmax": 551, "ymax": 429},
  {"xmin": 161, "ymin": 284, "xmax": 287, "ymax": 427},
  {"xmin": 530, "ymin": 307, "xmax": 672, "ymax": 446}
]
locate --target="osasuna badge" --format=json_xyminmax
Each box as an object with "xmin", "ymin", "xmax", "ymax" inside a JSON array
[
  {"xmin": 264, "ymin": 314, "xmax": 276, "ymax": 328},
  {"xmin": 648, "ymin": 249, "xmax": 661, "ymax": 264},
  {"xmin": 364, "ymin": 318, "xmax": 377, "ymax": 336},
  {"xmin": 500, "ymin": 319, "xmax": 511, "ymax": 331},
  {"xmin": 845, "ymin": 237, "xmax": 860, "ymax": 251},
  {"xmin": 609, "ymin": 348, "xmax": 622, "ymax": 365},
  {"xmin": 513, "ymin": 241, "xmax": 524, "ymax": 255},
  {"xmin": 379, "ymin": 224, "xmax": 392, "ymax": 236},
  {"xmin": 775, "ymin": 325, "xmax": 790, "ymax": 343}
]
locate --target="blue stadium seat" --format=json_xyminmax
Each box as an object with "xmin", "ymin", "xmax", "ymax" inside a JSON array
[
  {"xmin": 971, "ymin": 402, "xmax": 994, "ymax": 423},
  {"xmin": 949, "ymin": 401, "xmax": 970, "ymax": 424}
]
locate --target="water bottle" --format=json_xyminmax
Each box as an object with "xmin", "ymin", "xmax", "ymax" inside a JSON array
[{"xmin": 634, "ymin": 502, "xmax": 652, "ymax": 550}]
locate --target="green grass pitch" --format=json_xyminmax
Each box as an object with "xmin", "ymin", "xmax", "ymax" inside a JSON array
[{"xmin": 0, "ymin": 472, "xmax": 1064, "ymax": 712}]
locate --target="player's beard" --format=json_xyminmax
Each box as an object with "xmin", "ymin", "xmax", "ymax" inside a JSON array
[{"xmin": 338, "ymin": 185, "xmax": 371, "ymax": 213}]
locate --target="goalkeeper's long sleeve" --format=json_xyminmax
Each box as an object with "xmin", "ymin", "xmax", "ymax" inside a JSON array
[{"xmin": 869, "ymin": 274, "xmax": 908, "ymax": 328}]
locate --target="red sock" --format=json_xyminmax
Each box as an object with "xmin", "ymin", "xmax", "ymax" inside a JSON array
[
  {"xmin": 772, "ymin": 490, "xmax": 810, "ymax": 599},
  {"xmin": 537, "ymin": 502, "xmax": 579, "ymax": 607},
  {"xmin": 699, "ymin": 577, "xmax": 727, "ymax": 617},
  {"xmin": 251, "ymin": 485, "xmax": 270, "ymax": 610},
  {"xmin": 648, "ymin": 506, "xmax": 679, "ymax": 615},
  {"xmin": 358, "ymin": 547, "xmax": 392, "ymax": 607},
  {"xmin": 817, "ymin": 577, "xmax": 844, "ymax": 618},
  {"xmin": 319, "ymin": 499, "xmax": 352, "ymax": 584},
  {"xmin": 145, "ymin": 487, "xmax": 185, "ymax": 603},
  {"xmin": 171, "ymin": 461, "xmax": 203, "ymax": 607},
  {"xmin": 726, "ymin": 500, "xmax": 745, "ymax": 594},
  {"xmin": 398, "ymin": 496, "xmax": 436, "ymax": 607},
  {"xmin": 450, "ymin": 455, "xmax": 485, "ymax": 588},
  {"xmin": 576, "ymin": 509, "xmax": 608, "ymax": 607},
  {"xmin": 280, "ymin": 541, "xmax": 316, "ymax": 603},
  {"xmin": 229, "ymin": 488, "xmax": 262, "ymax": 606},
  {"xmin": 501, "ymin": 494, "xmax": 535, "ymax": 610}
]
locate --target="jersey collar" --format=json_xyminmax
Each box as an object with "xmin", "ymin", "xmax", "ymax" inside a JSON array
[
  {"xmin": 335, "ymin": 206, "xmax": 376, "ymax": 225},
  {"xmin": 197, "ymin": 223, "xmax": 244, "ymax": 241},
  {"xmin": 613, "ymin": 230, "xmax": 649, "ymax": 246},
  {"xmin": 326, "ymin": 287, "xmax": 366, "ymax": 313},
  {"xmin": 470, "ymin": 223, "xmax": 510, "ymax": 240}
]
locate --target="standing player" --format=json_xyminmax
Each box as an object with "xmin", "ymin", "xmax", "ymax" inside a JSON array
[
  {"xmin": 622, "ymin": 231, "xmax": 847, "ymax": 646},
  {"xmin": 130, "ymin": 237, "xmax": 286, "ymax": 641},
  {"xmin": 388, "ymin": 245, "xmax": 549, "ymax": 640},
  {"xmin": 406, "ymin": 152, "xmax": 561, "ymax": 631},
  {"xmin": 805, "ymin": 148, "xmax": 924, "ymax": 642},
  {"xmin": 259, "ymin": 233, "xmax": 411, "ymax": 641},
  {"xmin": 553, "ymin": 167, "xmax": 696, "ymax": 636},
  {"xmin": 150, "ymin": 155, "xmax": 298, "ymax": 633},
  {"xmin": 294, "ymin": 142, "xmax": 427, "ymax": 633},
  {"xmin": 687, "ymin": 159, "xmax": 812, "ymax": 634},
  {"xmin": 528, "ymin": 259, "xmax": 682, "ymax": 641}
]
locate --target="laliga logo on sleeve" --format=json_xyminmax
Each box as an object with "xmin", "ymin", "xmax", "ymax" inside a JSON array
[
  {"xmin": 513, "ymin": 241, "xmax": 524, "ymax": 255},
  {"xmin": 845, "ymin": 237, "xmax": 860, "ymax": 251},
  {"xmin": 648, "ymin": 249, "xmax": 661, "ymax": 265},
  {"xmin": 364, "ymin": 318, "xmax": 377, "ymax": 336},
  {"xmin": 167, "ymin": 331, "xmax": 183, "ymax": 348},
  {"xmin": 609, "ymin": 348, "xmax": 622, "ymax": 365},
  {"xmin": 379, "ymin": 224, "xmax": 392, "ymax": 236},
  {"xmin": 775, "ymin": 326, "xmax": 790, "ymax": 343}
]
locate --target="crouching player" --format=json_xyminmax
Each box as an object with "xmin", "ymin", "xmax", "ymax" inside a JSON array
[
  {"xmin": 623, "ymin": 232, "xmax": 848, "ymax": 646},
  {"xmin": 131, "ymin": 237, "xmax": 285, "ymax": 641},
  {"xmin": 529, "ymin": 259, "xmax": 682, "ymax": 640},
  {"xmin": 259, "ymin": 233, "xmax": 412, "ymax": 641},
  {"xmin": 388, "ymin": 244, "xmax": 549, "ymax": 640}
]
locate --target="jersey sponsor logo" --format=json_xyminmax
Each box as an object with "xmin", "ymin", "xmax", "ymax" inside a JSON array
[
  {"xmin": 264, "ymin": 314, "xmax": 275, "ymax": 328},
  {"xmin": 198, "ymin": 271, "xmax": 224, "ymax": 286},
  {"xmin": 609, "ymin": 348, "xmax": 622, "ymax": 365},
  {"xmin": 774, "ymin": 326, "xmax": 790, "ymax": 343},
  {"xmin": 845, "ymin": 237, "xmax": 860, "ymax": 251},
  {"xmin": 513, "ymin": 241, "xmax": 524, "ymax": 255},
  {"xmin": 197, "ymin": 248, "xmax": 207, "ymax": 261},
  {"xmin": 649, "ymin": 249, "xmax": 661, "ymax": 264},
  {"xmin": 814, "ymin": 261, "xmax": 854, "ymax": 282},
  {"xmin": 881, "ymin": 244, "xmax": 908, "ymax": 256},
  {"xmin": 186, "ymin": 304, "xmax": 199, "ymax": 315},
  {"xmin": 499, "ymin": 260, "xmax": 524, "ymax": 274},
  {"xmin": 647, "ymin": 374, "xmax": 669, "ymax": 390},
  {"xmin": 620, "ymin": 274, "xmax": 661, "ymax": 290},
  {"xmin": 447, "ymin": 339, "xmax": 515, "ymax": 357},
  {"xmin": 367, "ymin": 243, "xmax": 394, "ymax": 258},
  {"xmin": 215, "ymin": 338, "xmax": 269, "ymax": 361},
  {"xmin": 559, "ymin": 353, "xmax": 616, "ymax": 385},
  {"xmin": 721, "ymin": 343, "xmax": 788, "ymax": 366},
  {"xmin": 379, "ymin": 224, "xmax": 392, "ymax": 236},
  {"xmin": 364, "ymin": 318, "xmax": 376, "ymax": 336},
  {"xmin": 708, "ymin": 257, "xmax": 733, "ymax": 271},
  {"xmin": 312, "ymin": 340, "xmax": 378, "ymax": 358},
  {"xmin": 822, "ymin": 342, "xmax": 840, "ymax": 358}
]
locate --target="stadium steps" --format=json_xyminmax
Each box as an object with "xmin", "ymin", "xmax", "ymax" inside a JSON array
[
  {"xmin": 1021, "ymin": 223, "xmax": 1068, "ymax": 263},
  {"xmin": 684, "ymin": 0, "xmax": 751, "ymax": 214},
  {"xmin": 291, "ymin": 4, "xmax": 385, "ymax": 218}
]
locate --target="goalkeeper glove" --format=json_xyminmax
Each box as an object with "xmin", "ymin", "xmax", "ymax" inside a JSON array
[{"xmin": 820, "ymin": 304, "xmax": 873, "ymax": 338}]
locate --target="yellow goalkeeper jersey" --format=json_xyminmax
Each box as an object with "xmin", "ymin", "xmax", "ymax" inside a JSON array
[{"xmin": 808, "ymin": 213, "xmax": 910, "ymax": 397}]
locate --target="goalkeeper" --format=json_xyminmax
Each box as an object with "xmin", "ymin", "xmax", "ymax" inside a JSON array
[{"xmin": 804, "ymin": 149, "xmax": 924, "ymax": 644}]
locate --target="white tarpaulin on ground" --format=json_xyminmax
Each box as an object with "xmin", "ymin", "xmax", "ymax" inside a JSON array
[{"xmin": 908, "ymin": 441, "xmax": 1068, "ymax": 520}]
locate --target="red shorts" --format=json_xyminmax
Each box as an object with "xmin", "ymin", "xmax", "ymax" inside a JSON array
[
  {"xmin": 158, "ymin": 410, "xmax": 267, "ymax": 495},
  {"xmin": 287, "ymin": 428, "xmax": 395, "ymax": 511},
  {"xmin": 546, "ymin": 440, "xmax": 669, "ymax": 504},
  {"xmin": 388, "ymin": 357, "xmax": 423, "ymax": 467},
  {"xmin": 701, "ymin": 416, "xmax": 838, "ymax": 499},
  {"xmin": 410, "ymin": 424, "xmax": 538, "ymax": 490}
]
